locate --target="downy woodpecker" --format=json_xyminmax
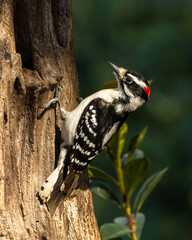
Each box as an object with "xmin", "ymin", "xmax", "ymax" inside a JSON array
[{"xmin": 38, "ymin": 62, "xmax": 150, "ymax": 214}]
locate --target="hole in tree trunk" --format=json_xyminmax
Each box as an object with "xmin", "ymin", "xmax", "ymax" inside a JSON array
[
  {"xmin": 4, "ymin": 112, "xmax": 8, "ymax": 124},
  {"xmin": 41, "ymin": 237, "xmax": 47, "ymax": 240},
  {"xmin": 14, "ymin": 77, "xmax": 25, "ymax": 95},
  {"xmin": 13, "ymin": 1, "xmax": 34, "ymax": 70}
]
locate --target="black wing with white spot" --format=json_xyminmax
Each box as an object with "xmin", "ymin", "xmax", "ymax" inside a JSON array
[{"xmin": 70, "ymin": 98, "xmax": 121, "ymax": 173}]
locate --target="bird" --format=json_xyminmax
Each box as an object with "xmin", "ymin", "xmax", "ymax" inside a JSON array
[{"xmin": 38, "ymin": 62, "xmax": 150, "ymax": 214}]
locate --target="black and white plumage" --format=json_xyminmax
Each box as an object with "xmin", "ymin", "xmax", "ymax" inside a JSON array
[{"xmin": 38, "ymin": 62, "xmax": 150, "ymax": 214}]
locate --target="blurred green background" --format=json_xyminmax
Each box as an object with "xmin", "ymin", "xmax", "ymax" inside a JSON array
[{"xmin": 72, "ymin": 1, "xmax": 192, "ymax": 239}]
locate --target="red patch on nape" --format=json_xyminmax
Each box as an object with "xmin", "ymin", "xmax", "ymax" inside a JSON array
[{"xmin": 144, "ymin": 86, "xmax": 150, "ymax": 98}]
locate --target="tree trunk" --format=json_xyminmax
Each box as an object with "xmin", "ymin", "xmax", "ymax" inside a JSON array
[{"xmin": 0, "ymin": 0, "xmax": 100, "ymax": 239}]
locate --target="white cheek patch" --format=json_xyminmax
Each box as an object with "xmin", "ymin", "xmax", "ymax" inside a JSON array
[{"xmin": 124, "ymin": 85, "xmax": 134, "ymax": 98}]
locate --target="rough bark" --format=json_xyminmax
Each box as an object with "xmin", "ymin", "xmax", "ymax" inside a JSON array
[{"xmin": 0, "ymin": 0, "xmax": 100, "ymax": 239}]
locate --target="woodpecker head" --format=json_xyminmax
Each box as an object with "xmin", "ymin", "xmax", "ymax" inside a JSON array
[{"xmin": 108, "ymin": 62, "xmax": 150, "ymax": 103}]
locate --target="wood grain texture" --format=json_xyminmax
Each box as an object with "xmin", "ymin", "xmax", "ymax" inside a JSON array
[{"xmin": 0, "ymin": 0, "xmax": 100, "ymax": 239}]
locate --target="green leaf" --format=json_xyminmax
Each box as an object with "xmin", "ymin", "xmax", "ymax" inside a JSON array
[
  {"xmin": 88, "ymin": 166, "xmax": 119, "ymax": 186},
  {"xmin": 113, "ymin": 214, "xmax": 145, "ymax": 240},
  {"xmin": 123, "ymin": 158, "xmax": 150, "ymax": 200},
  {"xmin": 121, "ymin": 153, "xmax": 128, "ymax": 166},
  {"xmin": 102, "ymin": 80, "xmax": 118, "ymax": 90},
  {"xmin": 107, "ymin": 123, "xmax": 128, "ymax": 162},
  {"xmin": 122, "ymin": 150, "xmax": 144, "ymax": 169},
  {"xmin": 91, "ymin": 182, "xmax": 121, "ymax": 207},
  {"xmin": 147, "ymin": 79, "xmax": 153, "ymax": 85},
  {"xmin": 136, "ymin": 213, "xmax": 145, "ymax": 240},
  {"xmin": 133, "ymin": 168, "xmax": 168, "ymax": 214},
  {"xmin": 131, "ymin": 149, "xmax": 145, "ymax": 160},
  {"xmin": 114, "ymin": 216, "xmax": 128, "ymax": 227},
  {"xmin": 126, "ymin": 128, "xmax": 147, "ymax": 163},
  {"xmin": 100, "ymin": 223, "xmax": 131, "ymax": 240}
]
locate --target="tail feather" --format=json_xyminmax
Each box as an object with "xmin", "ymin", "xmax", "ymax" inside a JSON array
[
  {"xmin": 46, "ymin": 181, "xmax": 64, "ymax": 215},
  {"xmin": 64, "ymin": 174, "xmax": 79, "ymax": 198},
  {"xmin": 46, "ymin": 174, "xmax": 79, "ymax": 215},
  {"xmin": 38, "ymin": 166, "xmax": 80, "ymax": 215},
  {"xmin": 38, "ymin": 147, "xmax": 80, "ymax": 214}
]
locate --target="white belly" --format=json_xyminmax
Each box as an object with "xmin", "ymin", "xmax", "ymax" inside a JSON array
[{"xmin": 102, "ymin": 122, "xmax": 120, "ymax": 147}]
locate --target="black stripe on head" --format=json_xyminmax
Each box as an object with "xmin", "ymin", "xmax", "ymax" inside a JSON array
[
  {"xmin": 124, "ymin": 81, "xmax": 148, "ymax": 102},
  {"xmin": 119, "ymin": 80, "xmax": 127, "ymax": 97},
  {"xmin": 127, "ymin": 69, "xmax": 146, "ymax": 83}
]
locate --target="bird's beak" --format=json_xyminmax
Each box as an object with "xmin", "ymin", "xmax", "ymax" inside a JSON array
[
  {"xmin": 108, "ymin": 62, "xmax": 127, "ymax": 81},
  {"xmin": 108, "ymin": 62, "xmax": 120, "ymax": 76}
]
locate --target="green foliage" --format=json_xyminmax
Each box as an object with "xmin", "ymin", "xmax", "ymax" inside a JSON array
[
  {"xmin": 102, "ymin": 81, "xmax": 118, "ymax": 90},
  {"xmin": 73, "ymin": 1, "xmax": 192, "ymax": 238},
  {"xmin": 88, "ymin": 123, "xmax": 167, "ymax": 240},
  {"xmin": 100, "ymin": 223, "xmax": 132, "ymax": 240},
  {"xmin": 135, "ymin": 213, "xmax": 145, "ymax": 240},
  {"xmin": 126, "ymin": 127, "xmax": 147, "ymax": 163},
  {"xmin": 113, "ymin": 213, "xmax": 145, "ymax": 240},
  {"xmin": 88, "ymin": 166, "xmax": 119, "ymax": 186},
  {"xmin": 107, "ymin": 123, "xmax": 128, "ymax": 163},
  {"xmin": 91, "ymin": 181, "xmax": 121, "ymax": 207},
  {"xmin": 123, "ymin": 157, "xmax": 150, "ymax": 200},
  {"xmin": 133, "ymin": 168, "xmax": 168, "ymax": 215}
]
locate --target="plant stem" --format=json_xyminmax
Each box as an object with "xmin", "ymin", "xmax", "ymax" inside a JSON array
[
  {"xmin": 116, "ymin": 155, "xmax": 125, "ymax": 194},
  {"xmin": 116, "ymin": 166, "xmax": 126, "ymax": 195},
  {"xmin": 116, "ymin": 157, "xmax": 138, "ymax": 240},
  {"xmin": 126, "ymin": 199, "xmax": 137, "ymax": 240}
]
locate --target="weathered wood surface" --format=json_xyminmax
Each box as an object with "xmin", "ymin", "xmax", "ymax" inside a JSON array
[{"xmin": 0, "ymin": 1, "xmax": 100, "ymax": 239}]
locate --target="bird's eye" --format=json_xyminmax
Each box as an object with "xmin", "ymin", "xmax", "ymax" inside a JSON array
[{"xmin": 125, "ymin": 75, "xmax": 133, "ymax": 84}]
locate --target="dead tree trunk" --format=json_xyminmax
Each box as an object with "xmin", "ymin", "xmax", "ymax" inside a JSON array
[{"xmin": 0, "ymin": 1, "xmax": 100, "ymax": 239}]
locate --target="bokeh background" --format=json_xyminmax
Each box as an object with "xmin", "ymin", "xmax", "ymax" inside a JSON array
[{"xmin": 72, "ymin": 1, "xmax": 192, "ymax": 239}]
